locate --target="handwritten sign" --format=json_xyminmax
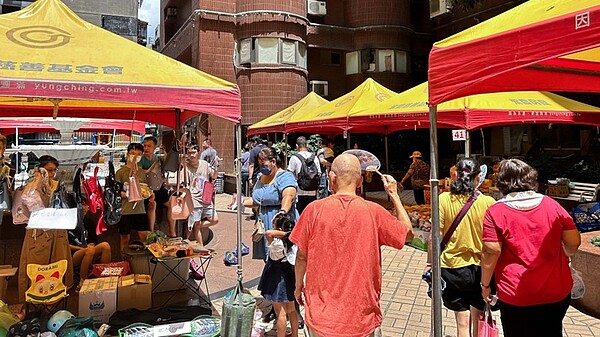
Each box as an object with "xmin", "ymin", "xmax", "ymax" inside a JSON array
[
  {"xmin": 27, "ymin": 208, "xmax": 78, "ymax": 230},
  {"xmin": 452, "ymin": 129, "xmax": 467, "ymax": 141}
]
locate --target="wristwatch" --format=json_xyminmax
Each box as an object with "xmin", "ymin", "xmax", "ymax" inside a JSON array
[{"xmin": 480, "ymin": 282, "xmax": 490, "ymax": 289}]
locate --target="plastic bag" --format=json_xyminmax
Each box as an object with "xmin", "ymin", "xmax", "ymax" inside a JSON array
[{"xmin": 571, "ymin": 265, "xmax": 586, "ymax": 299}]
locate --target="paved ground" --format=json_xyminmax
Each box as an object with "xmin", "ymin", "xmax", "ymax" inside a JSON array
[
  {"xmin": 5, "ymin": 192, "xmax": 600, "ymax": 336},
  {"xmin": 209, "ymin": 193, "xmax": 600, "ymax": 337}
]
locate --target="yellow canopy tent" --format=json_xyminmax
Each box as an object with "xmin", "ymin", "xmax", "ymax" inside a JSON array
[
  {"xmin": 348, "ymin": 82, "xmax": 600, "ymax": 133},
  {"xmin": 247, "ymin": 92, "xmax": 328, "ymax": 135},
  {"xmin": 0, "ymin": 0, "xmax": 241, "ymax": 127},
  {"xmin": 284, "ymin": 78, "xmax": 396, "ymax": 134}
]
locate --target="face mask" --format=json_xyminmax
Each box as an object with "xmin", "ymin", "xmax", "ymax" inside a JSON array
[
  {"xmin": 259, "ymin": 164, "xmax": 272, "ymax": 176},
  {"xmin": 128, "ymin": 155, "xmax": 141, "ymax": 163}
]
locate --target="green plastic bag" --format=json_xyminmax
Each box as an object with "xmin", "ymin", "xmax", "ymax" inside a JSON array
[{"xmin": 220, "ymin": 281, "xmax": 256, "ymax": 337}]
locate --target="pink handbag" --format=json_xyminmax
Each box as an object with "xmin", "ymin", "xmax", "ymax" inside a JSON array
[
  {"xmin": 478, "ymin": 304, "xmax": 499, "ymax": 337},
  {"xmin": 168, "ymin": 151, "xmax": 193, "ymax": 220},
  {"xmin": 127, "ymin": 162, "xmax": 143, "ymax": 204}
]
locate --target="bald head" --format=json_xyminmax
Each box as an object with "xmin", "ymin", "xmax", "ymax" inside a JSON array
[{"xmin": 330, "ymin": 153, "xmax": 362, "ymax": 192}]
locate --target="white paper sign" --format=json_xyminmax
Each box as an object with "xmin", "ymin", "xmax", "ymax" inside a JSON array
[
  {"xmin": 452, "ymin": 129, "xmax": 467, "ymax": 141},
  {"xmin": 27, "ymin": 208, "xmax": 78, "ymax": 230}
]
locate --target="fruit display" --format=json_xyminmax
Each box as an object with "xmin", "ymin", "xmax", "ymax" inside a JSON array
[{"xmin": 403, "ymin": 205, "xmax": 432, "ymax": 232}]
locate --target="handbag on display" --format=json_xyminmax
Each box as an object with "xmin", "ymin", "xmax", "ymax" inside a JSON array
[
  {"xmin": 168, "ymin": 152, "xmax": 193, "ymax": 221},
  {"xmin": 146, "ymin": 158, "xmax": 165, "ymax": 191},
  {"xmin": 0, "ymin": 165, "xmax": 12, "ymax": 211},
  {"xmin": 103, "ymin": 161, "xmax": 123, "ymax": 226},
  {"xmin": 127, "ymin": 162, "xmax": 143, "ymax": 204},
  {"xmin": 12, "ymin": 168, "xmax": 50, "ymax": 225},
  {"xmin": 478, "ymin": 303, "xmax": 499, "ymax": 337},
  {"xmin": 251, "ymin": 201, "xmax": 265, "ymax": 243},
  {"xmin": 201, "ymin": 179, "xmax": 215, "ymax": 205}
]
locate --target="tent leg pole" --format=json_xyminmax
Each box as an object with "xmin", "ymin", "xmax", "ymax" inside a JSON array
[
  {"xmin": 346, "ymin": 132, "xmax": 351, "ymax": 149},
  {"xmin": 385, "ymin": 134, "xmax": 390, "ymax": 174},
  {"xmin": 283, "ymin": 133, "xmax": 288, "ymax": 168},
  {"xmin": 429, "ymin": 105, "xmax": 443, "ymax": 337},
  {"xmin": 480, "ymin": 129, "xmax": 486, "ymax": 157},
  {"xmin": 235, "ymin": 124, "xmax": 243, "ymax": 283},
  {"xmin": 465, "ymin": 130, "xmax": 471, "ymax": 157}
]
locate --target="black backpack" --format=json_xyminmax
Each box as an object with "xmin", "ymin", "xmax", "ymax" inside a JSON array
[{"xmin": 294, "ymin": 153, "xmax": 320, "ymax": 191}]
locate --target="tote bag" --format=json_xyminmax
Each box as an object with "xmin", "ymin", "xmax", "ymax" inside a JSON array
[
  {"xmin": 478, "ymin": 304, "xmax": 499, "ymax": 337},
  {"xmin": 169, "ymin": 151, "xmax": 193, "ymax": 220}
]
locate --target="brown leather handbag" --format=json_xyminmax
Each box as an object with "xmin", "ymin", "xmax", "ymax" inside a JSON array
[{"xmin": 168, "ymin": 152, "xmax": 193, "ymax": 220}]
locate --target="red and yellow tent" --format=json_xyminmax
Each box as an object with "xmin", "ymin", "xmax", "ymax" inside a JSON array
[
  {"xmin": 0, "ymin": 0, "xmax": 241, "ymax": 127},
  {"xmin": 285, "ymin": 78, "xmax": 396, "ymax": 133},
  {"xmin": 247, "ymin": 92, "xmax": 328, "ymax": 135},
  {"xmin": 428, "ymin": 0, "xmax": 600, "ymax": 106},
  {"xmin": 349, "ymin": 82, "xmax": 600, "ymax": 133}
]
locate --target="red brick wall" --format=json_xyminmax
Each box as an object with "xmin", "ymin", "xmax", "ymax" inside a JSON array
[
  {"xmin": 344, "ymin": 0, "xmax": 411, "ymax": 27},
  {"xmin": 236, "ymin": 0, "xmax": 305, "ymax": 17}
]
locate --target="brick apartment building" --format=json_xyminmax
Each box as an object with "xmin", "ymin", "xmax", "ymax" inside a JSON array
[{"xmin": 157, "ymin": 0, "xmax": 528, "ymax": 173}]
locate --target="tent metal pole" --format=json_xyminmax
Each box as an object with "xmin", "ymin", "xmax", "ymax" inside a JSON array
[
  {"xmin": 480, "ymin": 129, "xmax": 486, "ymax": 157},
  {"xmin": 465, "ymin": 130, "xmax": 471, "ymax": 157},
  {"xmin": 346, "ymin": 132, "xmax": 351, "ymax": 149},
  {"xmin": 283, "ymin": 133, "xmax": 288, "ymax": 168},
  {"xmin": 235, "ymin": 124, "xmax": 243, "ymax": 282},
  {"xmin": 15, "ymin": 128, "xmax": 19, "ymax": 180},
  {"xmin": 384, "ymin": 134, "xmax": 390, "ymax": 174},
  {"xmin": 429, "ymin": 105, "xmax": 443, "ymax": 337}
]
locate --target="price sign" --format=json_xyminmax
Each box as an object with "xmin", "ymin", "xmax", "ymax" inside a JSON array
[
  {"xmin": 343, "ymin": 130, "xmax": 348, "ymax": 139},
  {"xmin": 452, "ymin": 129, "xmax": 467, "ymax": 141}
]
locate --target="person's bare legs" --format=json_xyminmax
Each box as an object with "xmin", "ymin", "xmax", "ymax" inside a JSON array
[
  {"xmin": 147, "ymin": 199, "xmax": 156, "ymax": 232},
  {"xmin": 119, "ymin": 234, "xmax": 130, "ymax": 259},
  {"xmin": 273, "ymin": 302, "xmax": 288, "ymax": 337},
  {"xmin": 470, "ymin": 306, "xmax": 482, "ymax": 337},
  {"xmin": 138, "ymin": 230, "xmax": 148, "ymax": 243},
  {"xmin": 95, "ymin": 242, "xmax": 112, "ymax": 263},
  {"xmin": 455, "ymin": 310, "xmax": 471, "ymax": 337},
  {"xmin": 192, "ymin": 216, "xmax": 218, "ymax": 245},
  {"xmin": 284, "ymin": 301, "xmax": 299, "ymax": 337}
]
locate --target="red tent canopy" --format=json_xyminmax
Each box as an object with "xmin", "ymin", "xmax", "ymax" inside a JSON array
[
  {"xmin": 428, "ymin": 0, "xmax": 600, "ymax": 106},
  {"xmin": 0, "ymin": 118, "xmax": 145, "ymax": 135}
]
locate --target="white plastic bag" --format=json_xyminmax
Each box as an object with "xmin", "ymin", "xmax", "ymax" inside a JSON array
[{"xmin": 571, "ymin": 265, "xmax": 586, "ymax": 299}]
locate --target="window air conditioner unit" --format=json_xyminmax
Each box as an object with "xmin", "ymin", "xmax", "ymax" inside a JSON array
[
  {"xmin": 308, "ymin": 1, "xmax": 327, "ymax": 16},
  {"xmin": 309, "ymin": 80, "xmax": 329, "ymax": 97},
  {"xmin": 166, "ymin": 7, "xmax": 177, "ymax": 17},
  {"xmin": 430, "ymin": 0, "xmax": 451, "ymax": 18}
]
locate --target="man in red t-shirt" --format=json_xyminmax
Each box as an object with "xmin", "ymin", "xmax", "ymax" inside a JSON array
[{"xmin": 290, "ymin": 153, "xmax": 414, "ymax": 337}]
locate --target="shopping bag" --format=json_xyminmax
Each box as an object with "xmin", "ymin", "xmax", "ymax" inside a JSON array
[
  {"xmin": 478, "ymin": 303, "xmax": 499, "ymax": 337},
  {"xmin": 168, "ymin": 190, "xmax": 193, "ymax": 220},
  {"xmin": 252, "ymin": 218, "xmax": 265, "ymax": 243},
  {"xmin": 221, "ymin": 281, "xmax": 256, "ymax": 337},
  {"xmin": 571, "ymin": 265, "xmax": 586, "ymax": 299}
]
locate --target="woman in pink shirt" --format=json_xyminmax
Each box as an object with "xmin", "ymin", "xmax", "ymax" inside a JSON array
[{"xmin": 480, "ymin": 159, "xmax": 581, "ymax": 337}]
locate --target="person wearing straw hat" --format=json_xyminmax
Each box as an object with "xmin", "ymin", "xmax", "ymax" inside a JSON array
[{"xmin": 400, "ymin": 150, "xmax": 430, "ymax": 205}]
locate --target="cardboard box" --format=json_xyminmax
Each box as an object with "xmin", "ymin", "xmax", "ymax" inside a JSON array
[
  {"xmin": 408, "ymin": 228, "xmax": 429, "ymax": 252},
  {"xmin": 0, "ymin": 265, "xmax": 17, "ymax": 301},
  {"xmin": 79, "ymin": 276, "xmax": 118, "ymax": 323},
  {"xmin": 129, "ymin": 251, "xmax": 191, "ymax": 293},
  {"xmin": 118, "ymin": 274, "xmax": 152, "ymax": 311}
]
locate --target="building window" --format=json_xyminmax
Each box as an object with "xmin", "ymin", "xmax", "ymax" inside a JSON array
[
  {"xmin": 345, "ymin": 51, "xmax": 360, "ymax": 75},
  {"xmin": 257, "ymin": 38, "xmax": 279, "ymax": 64},
  {"xmin": 236, "ymin": 37, "xmax": 307, "ymax": 69},
  {"xmin": 345, "ymin": 49, "xmax": 409, "ymax": 74},
  {"xmin": 320, "ymin": 50, "xmax": 341, "ymax": 65}
]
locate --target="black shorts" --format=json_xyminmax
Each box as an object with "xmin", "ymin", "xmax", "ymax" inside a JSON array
[
  {"xmin": 117, "ymin": 214, "xmax": 149, "ymax": 235},
  {"xmin": 441, "ymin": 264, "xmax": 487, "ymax": 312},
  {"xmin": 143, "ymin": 188, "xmax": 170, "ymax": 209}
]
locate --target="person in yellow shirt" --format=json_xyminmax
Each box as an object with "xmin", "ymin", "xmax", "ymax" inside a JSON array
[{"xmin": 426, "ymin": 158, "xmax": 495, "ymax": 337}]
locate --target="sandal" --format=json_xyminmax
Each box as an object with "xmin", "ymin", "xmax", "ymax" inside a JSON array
[
  {"xmin": 241, "ymin": 242, "xmax": 249, "ymax": 256},
  {"xmin": 223, "ymin": 251, "xmax": 238, "ymax": 266}
]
